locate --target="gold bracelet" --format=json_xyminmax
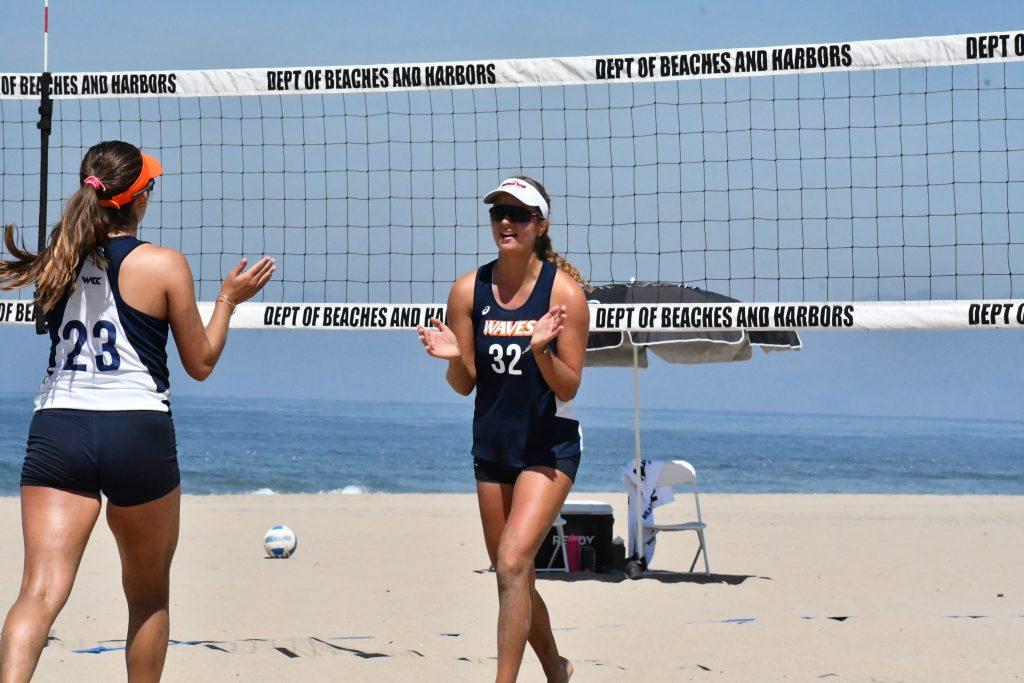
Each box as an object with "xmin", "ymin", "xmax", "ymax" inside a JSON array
[{"xmin": 215, "ymin": 295, "xmax": 237, "ymax": 314}]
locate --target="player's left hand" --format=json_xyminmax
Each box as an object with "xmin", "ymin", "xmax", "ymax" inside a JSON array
[{"xmin": 530, "ymin": 304, "xmax": 566, "ymax": 355}]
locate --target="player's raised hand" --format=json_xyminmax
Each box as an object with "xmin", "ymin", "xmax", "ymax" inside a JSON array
[
  {"xmin": 530, "ymin": 304, "xmax": 566, "ymax": 354},
  {"xmin": 418, "ymin": 317, "xmax": 461, "ymax": 359},
  {"xmin": 219, "ymin": 256, "xmax": 276, "ymax": 304}
]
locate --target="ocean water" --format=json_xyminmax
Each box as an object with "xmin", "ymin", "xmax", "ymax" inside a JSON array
[{"xmin": 0, "ymin": 393, "xmax": 1021, "ymax": 495}]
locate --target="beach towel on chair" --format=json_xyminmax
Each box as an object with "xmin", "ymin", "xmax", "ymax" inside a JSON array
[{"xmin": 622, "ymin": 459, "xmax": 675, "ymax": 567}]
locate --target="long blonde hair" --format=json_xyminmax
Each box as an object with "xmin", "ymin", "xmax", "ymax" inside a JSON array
[
  {"xmin": 516, "ymin": 176, "xmax": 593, "ymax": 292},
  {"xmin": 0, "ymin": 141, "xmax": 143, "ymax": 311}
]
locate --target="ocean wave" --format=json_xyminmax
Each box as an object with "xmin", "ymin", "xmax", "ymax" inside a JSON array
[
  {"xmin": 249, "ymin": 488, "xmax": 277, "ymax": 495},
  {"xmin": 326, "ymin": 485, "xmax": 369, "ymax": 495}
]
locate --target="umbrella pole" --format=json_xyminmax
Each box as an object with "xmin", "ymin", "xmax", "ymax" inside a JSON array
[{"xmin": 632, "ymin": 344, "xmax": 644, "ymax": 568}]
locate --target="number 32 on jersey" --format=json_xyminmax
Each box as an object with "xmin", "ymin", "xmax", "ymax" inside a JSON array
[{"xmin": 488, "ymin": 343, "xmax": 523, "ymax": 375}]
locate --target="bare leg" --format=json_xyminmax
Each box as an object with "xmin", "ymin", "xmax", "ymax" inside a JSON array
[
  {"xmin": 479, "ymin": 481, "xmax": 561, "ymax": 655},
  {"xmin": 0, "ymin": 487, "xmax": 101, "ymax": 683},
  {"xmin": 485, "ymin": 467, "xmax": 573, "ymax": 683},
  {"xmin": 524, "ymin": 591, "xmax": 571, "ymax": 682},
  {"xmin": 478, "ymin": 479, "xmax": 572, "ymax": 682},
  {"xmin": 105, "ymin": 487, "xmax": 180, "ymax": 683}
]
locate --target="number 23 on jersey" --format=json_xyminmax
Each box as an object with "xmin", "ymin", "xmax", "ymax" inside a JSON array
[{"xmin": 61, "ymin": 319, "xmax": 121, "ymax": 372}]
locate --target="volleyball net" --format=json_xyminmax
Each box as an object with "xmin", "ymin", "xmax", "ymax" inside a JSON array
[{"xmin": 2, "ymin": 30, "xmax": 1024, "ymax": 331}]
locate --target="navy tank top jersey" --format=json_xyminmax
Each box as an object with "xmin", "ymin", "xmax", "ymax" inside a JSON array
[
  {"xmin": 36, "ymin": 236, "xmax": 171, "ymax": 412},
  {"xmin": 471, "ymin": 260, "xmax": 582, "ymax": 468}
]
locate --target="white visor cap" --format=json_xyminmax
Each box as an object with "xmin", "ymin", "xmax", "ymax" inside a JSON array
[{"xmin": 483, "ymin": 178, "xmax": 549, "ymax": 219}]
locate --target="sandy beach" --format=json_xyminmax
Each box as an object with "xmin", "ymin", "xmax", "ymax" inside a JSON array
[{"xmin": 0, "ymin": 493, "xmax": 1019, "ymax": 682}]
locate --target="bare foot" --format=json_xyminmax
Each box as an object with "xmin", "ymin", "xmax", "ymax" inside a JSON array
[{"xmin": 545, "ymin": 656, "xmax": 573, "ymax": 683}]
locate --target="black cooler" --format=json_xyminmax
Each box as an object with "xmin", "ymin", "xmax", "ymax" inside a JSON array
[{"xmin": 535, "ymin": 500, "xmax": 616, "ymax": 573}]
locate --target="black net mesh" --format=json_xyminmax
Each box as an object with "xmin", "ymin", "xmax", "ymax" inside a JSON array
[{"xmin": 3, "ymin": 60, "xmax": 1023, "ymax": 306}]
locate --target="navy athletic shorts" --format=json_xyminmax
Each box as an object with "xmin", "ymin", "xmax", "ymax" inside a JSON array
[
  {"xmin": 21, "ymin": 409, "xmax": 180, "ymax": 507},
  {"xmin": 473, "ymin": 455, "xmax": 581, "ymax": 485}
]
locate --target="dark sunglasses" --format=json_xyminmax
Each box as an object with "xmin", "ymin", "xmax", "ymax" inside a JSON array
[
  {"xmin": 488, "ymin": 205, "xmax": 540, "ymax": 224},
  {"xmin": 132, "ymin": 178, "xmax": 156, "ymax": 198}
]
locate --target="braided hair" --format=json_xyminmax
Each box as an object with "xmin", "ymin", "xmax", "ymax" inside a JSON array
[{"xmin": 515, "ymin": 176, "xmax": 593, "ymax": 293}]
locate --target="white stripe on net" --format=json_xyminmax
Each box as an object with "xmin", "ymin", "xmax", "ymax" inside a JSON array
[{"xmin": 0, "ymin": 31, "xmax": 1022, "ymax": 99}]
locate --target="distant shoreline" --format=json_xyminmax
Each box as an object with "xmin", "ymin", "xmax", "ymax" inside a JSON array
[
  {"xmin": 2, "ymin": 397, "xmax": 1021, "ymax": 496},
  {"xmin": 2, "ymin": 391, "xmax": 1022, "ymax": 426}
]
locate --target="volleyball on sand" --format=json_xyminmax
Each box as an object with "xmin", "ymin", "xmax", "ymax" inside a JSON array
[{"xmin": 263, "ymin": 525, "xmax": 298, "ymax": 558}]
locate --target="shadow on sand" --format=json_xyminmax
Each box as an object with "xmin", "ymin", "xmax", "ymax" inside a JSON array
[{"xmin": 537, "ymin": 570, "xmax": 767, "ymax": 585}]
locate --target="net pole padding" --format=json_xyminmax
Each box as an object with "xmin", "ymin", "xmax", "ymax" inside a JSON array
[
  {"xmin": 31, "ymin": 0, "xmax": 50, "ymax": 334},
  {"xmin": 33, "ymin": 71, "xmax": 52, "ymax": 335}
]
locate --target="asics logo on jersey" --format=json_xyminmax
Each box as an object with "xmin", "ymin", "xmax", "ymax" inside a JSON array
[
  {"xmin": 481, "ymin": 306, "xmax": 490, "ymax": 315},
  {"xmin": 81, "ymin": 276, "xmax": 101, "ymax": 285},
  {"xmin": 483, "ymin": 319, "xmax": 536, "ymax": 337}
]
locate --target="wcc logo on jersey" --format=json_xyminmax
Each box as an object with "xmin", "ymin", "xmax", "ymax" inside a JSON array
[
  {"xmin": 483, "ymin": 319, "xmax": 536, "ymax": 337},
  {"xmin": 81, "ymin": 276, "xmax": 102, "ymax": 285}
]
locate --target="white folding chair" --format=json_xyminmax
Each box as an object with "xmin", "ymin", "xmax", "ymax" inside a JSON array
[
  {"xmin": 537, "ymin": 515, "xmax": 570, "ymax": 573},
  {"xmin": 644, "ymin": 460, "xmax": 711, "ymax": 574}
]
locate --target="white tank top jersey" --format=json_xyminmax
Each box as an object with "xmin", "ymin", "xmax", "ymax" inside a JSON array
[{"xmin": 35, "ymin": 236, "xmax": 171, "ymax": 412}]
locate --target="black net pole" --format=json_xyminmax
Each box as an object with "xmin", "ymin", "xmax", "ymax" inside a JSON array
[{"xmin": 34, "ymin": 71, "xmax": 52, "ymax": 335}]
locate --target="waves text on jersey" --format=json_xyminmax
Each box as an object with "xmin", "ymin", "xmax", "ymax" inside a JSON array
[{"xmin": 483, "ymin": 320, "xmax": 537, "ymax": 337}]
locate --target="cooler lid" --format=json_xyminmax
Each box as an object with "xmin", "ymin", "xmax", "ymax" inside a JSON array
[{"xmin": 561, "ymin": 499, "xmax": 614, "ymax": 515}]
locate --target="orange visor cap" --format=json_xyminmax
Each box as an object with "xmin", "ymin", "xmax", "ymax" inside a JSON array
[{"xmin": 100, "ymin": 151, "xmax": 163, "ymax": 209}]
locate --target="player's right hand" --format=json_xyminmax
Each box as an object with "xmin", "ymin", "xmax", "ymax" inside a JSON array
[
  {"xmin": 418, "ymin": 317, "xmax": 460, "ymax": 359},
  {"xmin": 220, "ymin": 256, "xmax": 276, "ymax": 304}
]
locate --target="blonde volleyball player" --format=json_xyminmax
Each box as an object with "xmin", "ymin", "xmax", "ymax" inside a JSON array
[
  {"xmin": 419, "ymin": 177, "xmax": 590, "ymax": 683},
  {"xmin": 0, "ymin": 141, "xmax": 274, "ymax": 682}
]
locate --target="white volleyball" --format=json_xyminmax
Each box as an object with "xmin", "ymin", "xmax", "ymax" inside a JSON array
[{"xmin": 263, "ymin": 525, "xmax": 297, "ymax": 558}]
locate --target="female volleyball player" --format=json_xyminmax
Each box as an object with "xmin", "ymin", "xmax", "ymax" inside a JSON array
[
  {"xmin": 419, "ymin": 177, "xmax": 589, "ymax": 683},
  {"xmin": 0, "ymin": 140, "xmax": 274, "ymax": 682}
]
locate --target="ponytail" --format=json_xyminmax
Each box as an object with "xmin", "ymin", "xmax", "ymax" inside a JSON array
[
  {"xmin": 33, "ymin": 184, "xmax": 106, "ymax": 311},
  {"xmin": 0, "ymin": 140, "xmax": 143, "ymax": 311},
  {"xmin": 534, "ymin": 231, "xmax": 592, "ymax": 292},
  {"xmin": 516, "ymin": 176, "xmax": 593, "ymax": 292}
]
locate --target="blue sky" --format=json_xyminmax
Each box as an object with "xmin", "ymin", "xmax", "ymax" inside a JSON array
[{"xmin": 1, "ymin": 0, "xmax": 1023, "ymax": 420}]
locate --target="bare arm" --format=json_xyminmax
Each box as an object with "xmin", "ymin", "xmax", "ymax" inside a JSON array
[
  {"xmin": 530, "ymin": 272, "xmax": 589, "ymax": 402},
  {"xmin": 166, "ymin": 254, "xmax": 275, "ymax": 381},
  {"xmin": 418, "ymin": 271, "xmax": 476, "ymax": 396}
]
